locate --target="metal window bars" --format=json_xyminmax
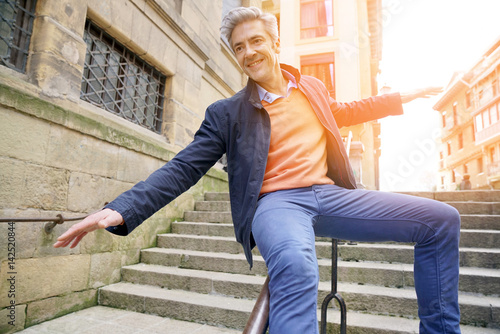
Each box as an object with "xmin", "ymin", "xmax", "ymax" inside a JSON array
[
  {"xmin": 0, "ymin": 0, "xmax": 37, "ymax": 73},
  {"xmin": 81, "ymin": 20, "xmax": 166, "ymax": 134}
]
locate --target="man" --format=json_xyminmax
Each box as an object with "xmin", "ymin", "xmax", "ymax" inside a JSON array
[
  {"xmin": 54, "ymin": 6, "xmax": 460, "ymax": 334},
  {"xmin": 460, "ymin": 174, "xmax": 472, "ymax": 190}
]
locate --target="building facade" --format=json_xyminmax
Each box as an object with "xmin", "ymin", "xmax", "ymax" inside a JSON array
[
  {"xmin": 434, "ymin": 38, "xmax": 500, "ymax": 190},
  {"xmin": 0, "ymin": 0, "xmax": 251, "ymax": 332},
  {"xmin": 264, "ymin": 0, "xmax": 384, "ymax": 189}
]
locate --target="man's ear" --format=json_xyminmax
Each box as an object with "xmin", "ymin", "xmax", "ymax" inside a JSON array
[{"xmin": 274, "ymin": 38, "xmax": 281, "ymax": 54}]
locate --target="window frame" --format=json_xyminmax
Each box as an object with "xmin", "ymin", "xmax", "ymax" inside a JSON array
[
  {"xmin": 297, "ymin": 0, "xmax": 338, "ymax": 42},
  {"xmin": 0, "ymin": 0, "xmax": 37, "ymax": 73},
  {"xmin": 80, "ymin": 20, "xmax": 166, "ymax": 134}
]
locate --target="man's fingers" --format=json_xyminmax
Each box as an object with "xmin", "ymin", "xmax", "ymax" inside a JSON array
[
  {"xmin": 56, "ymin": 221, "xmax": 92, "ymax": 243},
  {"xmin": 52, "ymin": 240, "xmax": 66, "ymax": 248},
  {"xmin": 400, "ymin": 86, "xmax": 443, "ymax": 103},
  {"xmin": 420, "ymin": 87, "xmax": 443, "ymax": 97},
  {"xmin": 53, "ymin": 209, "xmax": 119, "ymax": 248},
  {"xmin": 54, "ymin": 235, "xmax": 78, "ymax": 248},
  {"xmin": 70, "ymin": 232, "xmax": 87, "ymax": 248},
  {"xmin": 53, "ymin": 209, "xmax": 123, "ymax": 248}
]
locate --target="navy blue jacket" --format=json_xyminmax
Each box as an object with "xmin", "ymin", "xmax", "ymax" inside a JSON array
[{"xmin": 106, "ymin": 64, "xmax": 403, "ymax": 267}]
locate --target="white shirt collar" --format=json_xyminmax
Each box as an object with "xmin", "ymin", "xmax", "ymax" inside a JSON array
[{"xmin": 256, "ymin": 69, "xmax": 297, "ymax": 104}]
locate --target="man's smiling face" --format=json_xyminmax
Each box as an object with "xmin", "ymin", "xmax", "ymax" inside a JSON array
[{"xmin": 231, "ymin": 19, "xmax": 281, "ymax": 86}]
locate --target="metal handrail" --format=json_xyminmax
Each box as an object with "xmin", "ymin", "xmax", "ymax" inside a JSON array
[
  {"xmin": 243, "ymin": 240, "xmax": 347, "ymax": 334},
  {"xmin": 0, "ymin": 213, "xmax": 91, "ymax": 233},
  {"xmin": 320, "ymin": 239, "xmax": 347, "ymax": 334},
  {"xmin": 243, "ymin": 276, "xmax": 270, "ymax": 334}
]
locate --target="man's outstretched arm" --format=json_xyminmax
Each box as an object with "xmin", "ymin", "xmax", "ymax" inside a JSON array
[
  {"xmin": 400, "ymin": 86, "xmax": 443, "ymax": 104},
  {"xmin": 53, "ymin": 209, "xmax": 124, "ymax": 248},
  {"xmin": 53, "ymin": 104, "xmax": 226, "ymax": 249}
]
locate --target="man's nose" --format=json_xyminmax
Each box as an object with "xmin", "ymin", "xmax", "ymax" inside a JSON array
[{"xmin": 244, "ymin": 45, "xmax": 256, "ymax": 58}]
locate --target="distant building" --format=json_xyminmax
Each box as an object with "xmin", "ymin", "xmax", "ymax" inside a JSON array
[
  {"xmin": 263, "ymin": 0, "xmax": 384, "ymax": 189},
  {"xmin": 434, "ymin": 38, "xmax": 500, "ymax": 190}
]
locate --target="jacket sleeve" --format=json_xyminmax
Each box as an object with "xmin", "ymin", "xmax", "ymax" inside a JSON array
[
  {"xmin": 105, "ymin": 104, "xmax": 226, "ymax": 236},
  {"xmin": 330, "ymin": 93, "xmax": 404, "ymax": 128}
]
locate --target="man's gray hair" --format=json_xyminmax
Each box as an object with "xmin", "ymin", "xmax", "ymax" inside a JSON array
[{"xmin": 221, "ymin": 6, "xmax": 279, "ymax": 50}]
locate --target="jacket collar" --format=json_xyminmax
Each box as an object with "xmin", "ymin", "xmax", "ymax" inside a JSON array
[{"xmin": 246, "ymin": 63, "xmax": 301, "ymax": 109}]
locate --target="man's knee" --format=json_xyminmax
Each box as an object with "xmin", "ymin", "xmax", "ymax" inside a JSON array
[
  {"xmin": 270, "ymin": 246, "xmax": 319, "ymax": 284},
  {"xmin": 433, "ymin": 202, "xmax": 461, "ymax": 232},
  {"xmin": 420, "ymin": 201, "xmax": 461, "ymax": 247}
]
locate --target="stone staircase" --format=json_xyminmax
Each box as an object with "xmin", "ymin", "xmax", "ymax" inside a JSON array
[{"xmin": 99, "ymin": 191, "xmax": 500, "ymax": 333}]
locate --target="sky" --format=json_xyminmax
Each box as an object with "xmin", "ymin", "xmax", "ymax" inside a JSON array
[{"xmin": 377, "ymin": 0, "xmax": 500, "ymax": 191}]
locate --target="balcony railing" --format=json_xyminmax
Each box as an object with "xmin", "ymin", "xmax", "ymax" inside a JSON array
[
  {"xmin": 475, "ymin": 121, "xmax": 500, "ymax": 144},
  {"xmin": 471, "ymin": 81, "xmax": 500, "ymax": 112}
]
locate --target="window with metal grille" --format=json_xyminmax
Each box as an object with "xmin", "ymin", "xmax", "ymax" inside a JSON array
[
  {"xmin": 81, "ymin": 20, "xmax": 166, "ymax": 134},
  {"xmin": 0, "ymin": 0, "xmax": 37, "ymax": 73}
]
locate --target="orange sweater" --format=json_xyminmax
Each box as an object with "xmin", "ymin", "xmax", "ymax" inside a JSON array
[{"xmin": 260, "ymin": 89, "xmax": 334, "ymax": 195}]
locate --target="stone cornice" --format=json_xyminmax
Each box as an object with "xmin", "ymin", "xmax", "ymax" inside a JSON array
[
  {"xmin": 443, "ymin": 150, "xmax": 483, "ymax": 171},
  {"xmin": 146, "ymin": 0, "xmax": 209, "ymax": 63},
  {"xmin": 204, "ymin": 63, "xmax": 236, "ymax": 96}
]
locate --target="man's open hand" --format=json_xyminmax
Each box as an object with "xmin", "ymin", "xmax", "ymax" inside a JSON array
[
  {"xmin": 400, "ymin": 87, "xmax": 443, "ymax": 104},
  {"xmin": 53, "ymin": 208, "xmax": 123, "ymax": 248}
]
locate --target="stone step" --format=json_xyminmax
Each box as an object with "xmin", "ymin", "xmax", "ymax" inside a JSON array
[
  {"xmin": 194, "ymin": 200, "xmax": 500, "ymax": 215},
  {"xmin": 195, "ymin": 200, "xmax": 232, "ymax": 212},
  {"xmin": 99, "ymin": 282, "xmax": 253, "ymax": 330},
  {"xmin": 398, "ymin": 190, "xmax": 500, "ymax": 202},
  {"xmin": 461, "ymin": 215, "xmax": 500, "ymax": 230},
  {"xmin": 172, "ymin": 221, "xmax": 235, "ymax": 237},
  {"xmin": 446, "ymin": 201, "xmax": 500, "ymax": 215},
  {"xmin": 206, "ymin": 191, "xmax": 500, "ymax": 203},
  {"xmin": 183, "ymin": 211, "xmax": 232, "ymax": 223},
  {"xmin": 205, "ymin": 192, "xmax": 230, "ymax": 201},
  {"xmin": 321, "ymin": 308, "xmax": 500, "ymax": 334},
  {"xmin": 141, "ymin": 247, "xmax": 267, "ymax": 276},
  {"xmin": 122, "ymin": 264, "xmax": 266, "ymax": 299},
  {"xmin": 121, "ymin": 264, "xmax": 500, "ymax": 327},
  {"xmin": 158, "ymin": 233, "xmax": 500, "ymax": 268},
  {"xmin": 336, "ymin": 243, "xmax": 500, "ymax": 269},
  {"xmin": 458, "ymin": 247, "xmax": 500, "ymax": 269},
  {"xmin": 15, "ymin": 305, "xmax": 243, "ymax": 334},
  {"xmin": 460, "ymin": 229, "xmax": 500, "ymax": 249},
  {"xmin": 140, "ymin": 248, "xmax": 500, "ymax": 295},
  {"xmin": 204, "ymin": 191, "xmax": 500, "ymax": 203},
  {"xmin": 157, "ymin": 234, "xmax": 245, "ymax": 255},
  {"xmin": 172, "ymin": 217, "xmax": 500, "ymax": 242},
  {"xmin": 99, "ymin": 282, "xmax": 500, "ymax": 333},
  {"xmin": 183, "ymin": 210, "xmax": 500, "ymax": 229}
]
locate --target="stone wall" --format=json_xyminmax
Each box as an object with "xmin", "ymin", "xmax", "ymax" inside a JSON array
[{"xmin": 0, "ymin": 0, "xmax": 245, "ymax": 332}]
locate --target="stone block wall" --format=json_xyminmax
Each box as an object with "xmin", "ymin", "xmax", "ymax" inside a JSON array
[{"xmin": 0, "ymin": 0, "xmax": 248, "ymax": 332}]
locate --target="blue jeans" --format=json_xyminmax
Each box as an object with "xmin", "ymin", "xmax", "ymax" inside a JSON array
[{"xmin": 252, "ymin": 185, "xmax": 461, "ymax": 334}]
